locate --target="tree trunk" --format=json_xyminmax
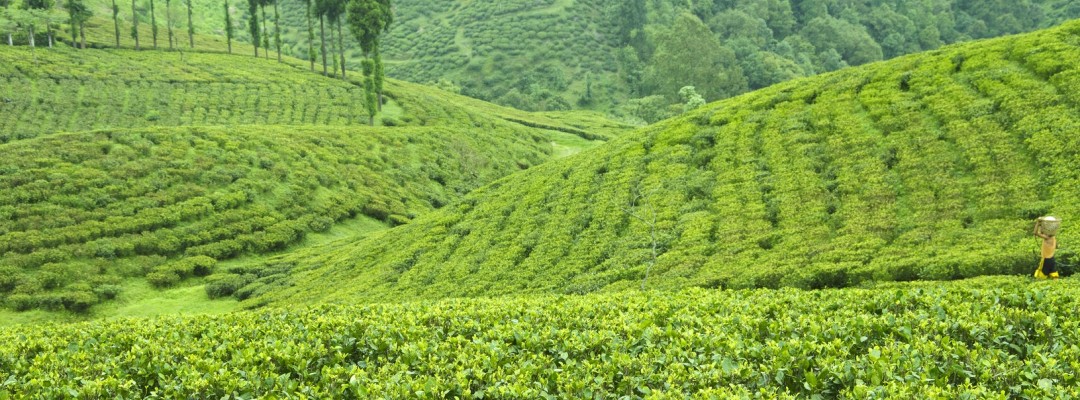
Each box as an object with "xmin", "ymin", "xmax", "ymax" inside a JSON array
[
  {"xmin": 336, "ymin": 19, "xmax": 345, "ymax": 80},
  {"xmin": 305, "ymin": 1, "xmax": 314, "ymax": 71},
  {"xmin": 46, "ymin": 26, "xmax": 52, "ymax": 48},
  {"xmin": 273, "ymin": 1, "xmax": 280, "ymax": 62},
  {"xmin": 71, "ymin": 15, "xmax": 79, "ymax": 48},
  {"xmin": 261, "ymin": 5, "xmax": 268, "ymax": 59},
  {"xmin": 132, "ymin": 0, "xmax": 140, "ymax": 50},
  {"xmin": 151, "ymin": 0, "xmax": 157, "ymax": 48},
  {"xmin": 7, "ymin": 33, "xmax": 12, "ymax": 46},
  {"xmin": 28, "ymin": 27, "xmax": 35, "ymax": 48},
  {"xmin": 80, "ymin": 21, "xmax": 85, "ymax": 49},
  {"xmin": 187, "ymin": 0, "xmax": 193, "ymax": 48},
  {"xmin": 166, "ymin": 0, "xmax": 173, "ymax": 49},
  {"xmin": 113, "ymin": 0, "xmax": 121, "ymax": 47},
  {"xmin": 319, "ymin": 16, "xmax": 327, "ymax": 76},
  {"xmin": 328, "ymin": 21, "xmax": 337, "ymax": 78}
]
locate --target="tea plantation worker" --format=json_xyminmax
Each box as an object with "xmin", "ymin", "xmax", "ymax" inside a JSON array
[{"xmin": 1033, "ymin": 216, "xmax": 1060, "ymax": 279}]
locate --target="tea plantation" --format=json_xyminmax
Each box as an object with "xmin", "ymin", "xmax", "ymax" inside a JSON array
[
  {"xmin": 3, "ymin": 277, "xmax": 1080, "ymax": 398},
  {"xmin": 257, "ymin": 19, "xmax": 1080, "ymax": 307},
  {"xmin": 4, "ymin": 3, "xmax": 1080, "ymax": 398},
  {"xmin": 0, "ymin": 45, "xmax": 630, "ymax": 313}
]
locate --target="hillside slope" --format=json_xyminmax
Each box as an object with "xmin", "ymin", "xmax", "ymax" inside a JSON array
[
  {"xmin": 293, "ymin": 0, "xmax": 1080, "ymax": 115},
  {"xmin": 0, "ymin": 46, "xmax": 631, "ymax": 313},
  {"xmin": 30, "ymin": 0, "xmax": 1080, "ymax": 117},
  {"xmin": 256, "ymin": 19, "xmax": 1080, "ymax": 307},
  {"xmin": 0, "ymin": 47, "xmax": 626, "ymax": 142}
]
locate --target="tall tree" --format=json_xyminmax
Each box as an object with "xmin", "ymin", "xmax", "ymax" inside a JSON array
[
  {"xmin": 184, "ymin": 0, "xmax": 192, "ymax": 47},
  {"xmin": 111, "ymin": 0, "xmax": 119, "ymax": 47},
  {"xmin": 65, "ymin": 0, "xmax": 90, "ymax": 48},
  {"xmin": 24, "ymin": 0, "xmax": 54, "ymax": 48},
  {"xmin": 302, "ymin": 0, "xmax": 314, "ymax": 71},
  {"xmin": 615, "ymin": 0, "xmax": 646, "ymax": 55},
  {"xmin": 148, "ymin": 0, "xmax": 156, "ymax": 48},
  {"xmin": 644, "ymin": 12, "xmax": 747, "ymax": 102},
  {"xmin": 223, "ymin": 0, "xmax": 232, "ymax": 53},
  {"xmin": 346, "ymin": 0, "xmax": 392, "ymax": 103},
  {"xmin": 320, "ymin": 0, "xmax": 344, "ymax": 77},
  {"xmin": 164, "ymin": 0, "xmax": 172, "ymax": 48},
  {"xmin": 74, "ymin": 0, "xmax": 87, "ymax": 47},
  {"xmin": 22, "ymin": 0, "xmax": 52, "ymax": 47},
  {"xmin": 246, "ymin": 0, "xmax": 258, "ymax": 56},
  {"xmin": 19, "ymin": 9, "xmax": 45, "ymax": 50},
  {"xmin": 0, "ymin": 8, "xmax": 14, "ymax": 46},
  {"xmin": 131, "ymin": 0, "xmax": 139, "ymax": 49}
]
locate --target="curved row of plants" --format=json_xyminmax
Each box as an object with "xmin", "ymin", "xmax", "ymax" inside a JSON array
[
  {"xmin": 255, "ymin": 19, "xmax": 1080, "ymax": 307},
  {"xmin": 0, "ymin": 47, "xmax": 371, "ymax": 142},
  {"xmin": 0, "ymin": 124, "xmax": 552, "ymax": 312}
]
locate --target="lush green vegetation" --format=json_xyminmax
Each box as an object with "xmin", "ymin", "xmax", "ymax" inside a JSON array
[
  {"xmin": 0, "ymin": 46, "xmax": 370, "ymax": 142},
  {"xmin": 255, "ymin": 19, "xmax": 1080, "ymax": 307},
  {"xmin": 0, "ymin": 46, "xmax": 627, "ymax": 141},
  {"xmin": 0, "ymin": 124, "xmax": 553, "ymax": 312},
  {"xmin": 9, "ymin": 0, "xmax": 1079, "ymax": 119},
  {"xmin": 2, "ymin": 277, "xmax": 1080, "ymax": 398},
  {"xmin": 0, "ymin": 44, "xmax": 629, "ymax": 313},
  {"xmin": 368, "ymin": 0, "xmax": 1080, "ymax": 118}
]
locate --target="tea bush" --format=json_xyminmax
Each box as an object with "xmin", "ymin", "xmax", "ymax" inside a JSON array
[{"xmin": 2, "ymin": 277, "xmax": 1079, "ymax": 398}]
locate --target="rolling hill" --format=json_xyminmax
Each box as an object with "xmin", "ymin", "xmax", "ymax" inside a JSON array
[
  {"xmin": 253, "ymin": 19, "xmax": 1080, "ymax": 308},
  {"xmin": 0, "ymin": 46, "xmax": 627, "ymax": 142},
  {"xmin": 0, "ymin": 45, "xmax": 631, "ymax": 314}
]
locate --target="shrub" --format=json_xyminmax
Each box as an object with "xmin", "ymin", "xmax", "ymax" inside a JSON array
[
  {"xmin": 0, "ymin": 267, "xmax": 20, "ymax": 293},
  {"xmin": 233, "ymin": 282, "xmax": 267, "ymax": 300},
  {"xmin": 204, "ymin": 273, "xmax": 254, "ymax": 299},
  {"xmin": 93, "ymin": 284, "xmax": 123, "ymax": 300},
  {"xmin": 61, "ymin": 291, "xmax": 99, "ymax": 313},
  {"xmin": 7, "ymin": 294, "xmax": 35, "ymax": 311},
  {"xmin": 189, "ymin": 256, "xmax": 218, "ymax": 277},
  {"xmin": 146, "ymin": 270, "xmax": 181, "ymax": 288}
]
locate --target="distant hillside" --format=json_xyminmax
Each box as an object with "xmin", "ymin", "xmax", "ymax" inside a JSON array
[
  {"xmin": 0, "ymin": 46, "xmax": 626, "ymax": 142},
  {"xmin": 0, "ymin": 47, "xmax": 370, "ymax": 142},
  {"xmin": 13, "ymin": 0, "xmax": 1079, "ymax": 119},
  {"xmin": 254, "ymin": 19, "xmax": 1080, "ymax": 307},
  {"xmin": 372, "ymin": 0, "xmax": 1080, "ymax": 118}
]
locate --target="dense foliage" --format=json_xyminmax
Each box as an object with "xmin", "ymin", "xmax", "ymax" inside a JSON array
[
  {"xmin": 258, "ymin": 19, "xmax": 1080, "ymax": 306},
  {"xmin": 365, "ymin": 0, "xmax": 1080, "ymax": 117},
  {"xmin": 3, "ymin": 277, "xmax": 1080, "ymax": 398}
]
